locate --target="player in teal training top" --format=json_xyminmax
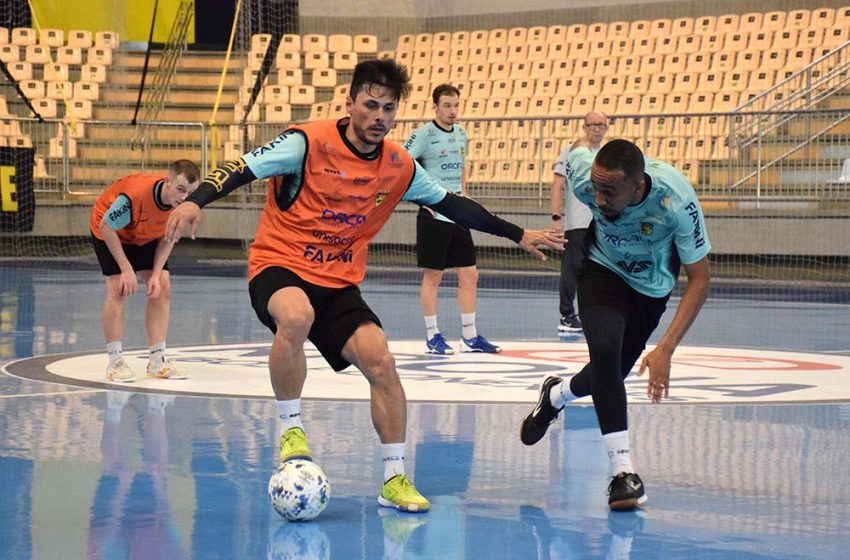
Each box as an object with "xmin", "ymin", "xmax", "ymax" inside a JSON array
[
  {"xmin": 521, "ymin": 139, "xmax": 711, "ymax": 512},
  {"xmin": 403, "ymin": 83, "xmax": 501, "ymax": 356}
]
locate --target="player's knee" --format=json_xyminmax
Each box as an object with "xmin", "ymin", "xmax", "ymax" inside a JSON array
[{"xmin": 362, "ymin": 351, "xmax": 398, "ymax": 385}]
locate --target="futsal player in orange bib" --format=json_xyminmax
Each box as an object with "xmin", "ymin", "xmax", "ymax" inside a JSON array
[{"xmin": 166, "ymin": 59, "xmax": 563, "ymax": 513}]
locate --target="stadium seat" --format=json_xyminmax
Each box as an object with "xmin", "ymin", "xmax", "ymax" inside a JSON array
[
  {"xmin": 587, "ymin": 22, "xmax": 608, "ymax": 41},
  {"xmin": 738, "ymin": 12, "xmax": 763, "ymax": 32},
  {"xmin": 564, "ymin": 24, "xmax": 586, "ymax": 44},
  {"xmin": 9, "ymin": 61, "xmax": 32, "ymax": 81},
  {"xmin": 487, "ymin": 45, "xmax": 507, "ymax": 63},
  {"xmin": 694, "ymin": 16, "xmax": 716, "ymax": 35},
  {"xmin": 671, "ymin": 17, "xmax": 694, "ymax": 37},
  {"xmin": 506, "ymin": 44, "xmax": 528, "ymax": 63},
  {"xmin": 654, "ymin": 36, "xmax": 677, "ymax": 56},
  {"xmin": 276, "ymin": 50, "xmax": 299, "ymax": 69},
  {"xmin": 713, "ymin": 92, "xmax": 740, "ymax": 112},
  {"xmin": 24, "ymin": 44, "xmax": 50, "ymax": 64},
  {"xmin": 640, "ymin": 93, "xmax": 665, "ymax": 113},
  {"xmin": 650, "ymin": 19, "xmax": 672, "ymax": 37},
  {"xmin": 66, "ymin": 29, "xmax": 92, "ymax": 48},
  {"xmin": 0, "ymin": 44, "xmax": 19, "ymax": 63},
  {"xmin": 548, "ymin": 97, "xmax": 571, "ymax": 116},
  {"xmin": 279, "ymin": 34, "xmax": 301, "ymax": 53},
  {"xmin": 469, "ymin": 30, "xmax": 489, "ymax": 49},
  {"xmin": 430, "ymin": 47, "xmax": 450, "ymax": 66},
  {"xmin": 46, "ymin": 81, "xmax": 72, "ymax": 100},
  {"xmin": 607, "ymin": 38, "xmax": 630, "ymax": 58},
  {"xmin": 640, "ymin": 54, "xmax": 663, "ymax": 74},
  {"xmin": 431, "ymin": 64, "xmax": 450, "ymax": 83},
  {"xmin": 735, "ymin": 51, "xmax": 760, "ymax": 71},
  {"xmin": 333, "ymin": 52, "xmax": 357, "ymax": 71},
  {"xmin": 572, "ymin": 58, "xmax": 594, "ymax": 78},
  {"xmin": 431, "ymin": 32, "xmax": 451, "ymax": 50},
  {"xmin": 686, "ymin": 52, "xmax": 711, "ymax": 73},
  {"xmin": 762, "ymin": 11, "xmax": 786, "ymax": 30},
  {"xmin": 412, "ymin": 33, "xmax": 432, "ymax": 52},
  {"xmin": 72, "ymin": 80, "xmax": 99, "ymax": 101},
  {"xmin": 663, "ymin": 54, "xmax": 687, "ymax": 73},
  {"xmin": 823, "ymin": 25, "xmax": 850, "ymax": 49},
  {"xmin": 56, "ymin": 46, "xmax": 82, "ymax": 66},
  {"xmin": 511, "ymin": 78, "xmax": 535, "ymax": 98},
  {"xmin": 87, "ymin": 47, "xmax": 112, "ymax": 65},
  {"xmin": 449, "ymin": 63, "xmax": 470, "ymax": 81},
  {"xmin": 490, "ymin": 61, "xmax": 510, "ymax": 80},
  {"xmin": 488, "ymin": 28, "xmax": 508, "ymax": 47},
  {"xmin": 591, "ymin": 93, "xmax": 615, "ymax": 115},
  {"xmin": 746, "ymin": 69, "xmax": 775, "ymax": 93},
  {"xmin": 625, "ymin": 74, "xmax": 649, "ymax": 94},
  {"xmin": 715, "ymin": 14, "xmax": 739, "ymax": 33},
  {"xmin": 526, "ymin": 60, "xmax": 550, "ymax": 80},
  {"xmin": 696, "ymin": 71, "xmax": 723, "ymax": 92},
  {"xmin": 723, "ymin": 70, "xmax": 748, "ymax": 92},
  {"xmin": 39, "ymin": 28, "xmax": 64, "ymax": 47},
  {"xmin": 505, "ymin": 97, "xmax": 529, "ymax": 117},
  {"xmin": 302, "ymin": 34, "xmax": 327, "ymax": 53},
  {"xmin": 67, "ymin": 99, "xmax": 92, "ymax": 119},
  {"xmin": 450, "ymin": 31, "xmax": 469, "ymax": 50},
  {"xmin": 600, "ymin": 75, "xmax": 625, "ymax": 95},
  {"xmin": 527, "ymin": 26, "xmax": 546, "ymax": 46},
  {"xmin": 94, "ymin": 31, "xmax": 119, "ymax": 49},
  {"xmin": 468, "ymin": 80, "xmax": 491, "ymax": 99},
  {"xmin": 547, "ymin": 42, "xmax": 568, "ymax": 60},
  {"xmin": 350, "ymin": 34, "xmax": 377, "ymax": 54},
  {"xmin": 465, "ymin": 62, "xmax": 485, "ymax": 81},
  {"xmin": 407, "ymin": 82, "xmax": 428, "ymax": 101},
  {"xmin": 761, "ymin": 48, "xmax": 787, "ymax": 70},
  {"xmin": 506, "ymin": 27, "xmax": 527, "ymax": 47},
  {"xmin": 724, "ymin": 32, "xmax": 748, "ymax": 52},
  {"xmin": 835, "ymin": 6, "xmax": 850, "ymax": 27},
  {"xmin": 265, "ymin": 103, "xmax": 292, "ymax": 122},
  {"xmin": 20, "ymin": 79, "xmax": 44, "ymax": 99},
  {"xmin": 688, "ymin": 93, "xmax": 714, "ymax": 112},
  {"xmin": 463, "ymin": 98, "xmax": 486, "ymax": 117},
  {"xmin": 45, "ymin": 63, "xmax": 70, "ymax": 82},
  {"xmin": 664, "ymin": 92, "xmax": 690, "ymax": 113},
  {"xmin": 786, "ymin": 48, "xmax": 814, "ymax": 70},
  {"xmin": 712, "ymin": 52, "xmax": 736, "ymax": 72},
  {"xmin": 327, "ymin": 101, "xmax": 346, "ymax": 119},
  {"xmin": 327, "ymin": 34, "xmax": 352, "ymax": 53},
  {"xmin": 81, "ymin": 63, "xmax": 106, "ymax": 83},
  {"xmin": 409, "ymin": 66, "xmax": 429, "ymax": 85},
  {"xmin": 747, "ymin": 30, "xmax": 773, "ymax": 51},
  {"xmin": 632, "ymin": 37, "xmax": 653, "ymax": 56},
  {"xmin": 615, "ymin": 94, "xmax": 640, "ymax": 114},
  {"xmin": 585, "ymin": 40, "xmax": 608, "ymax": 59},
  {"xmin": 629, "ymin": 20, "xmax": 650, "ymax": 38},
  {"xmin": 278, "ymin": 68, "xmax": 303, "ymax": 86},
  {"xmin": 786, "ymin": 9, "xmax": 811, "ymax": 30},
  {"xmin": 467, "ymin": 46, "xmax": 487, "ymax": 63},
  {"xmin": 647, "ymin": 72, "xmax": 674, "ymax": 93},
  {"xmin": 251, "ymin": 33, "xmax": 272, "ymax": 54},
  {"xmin": 674, "ymin": 72, "xmax": 699, "ymax": 93},
  {"xmin": 32, "ymin": 97, "xmax": 57, "ymax": 118},
  {"xmin": 11, "ymin": 27, "xmax": 37, "ymax": 46},
  {"xmin": 305, "ymin": 51, "xmax": 329, "ymax": 70},
  {"xmin": 312, "ymin": 68, "xmax": 336, "ymax": 88},
  {"xmin": 617, "ymin": 56, "xmax": 639, "ymax": 75},
  {"xmin": 307, "ymin": 102, "xmax": 328, "ymax": 121},
  {"xmin": 773, "ymin": 29, "xmax": 799, "ymax": 50},
  {"xmin": 672, "ymin": 35, "xmax": 698, "ymax": 55},
  {"xmin": 809, "ymin": 7, "xmax": 835, "ymax": 29},
  {"xmin": 555, "ymin": 76, "xmax": 580, "ymax": 97},
  {"xmin": 594, "ymin": 58, "xmax": 616, "ymax": 77},
  {"xmin": 800, "ymin": 28, "xmax": 824, "ymax": 49},
  {"xmin": 607, "ymin": 21, "xmax": 629, "ymax": 39}
]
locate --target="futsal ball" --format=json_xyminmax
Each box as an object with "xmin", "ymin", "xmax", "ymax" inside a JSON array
[{"xmin": 268, "ymin": 459, "xmax": 331, "ymax": 521}]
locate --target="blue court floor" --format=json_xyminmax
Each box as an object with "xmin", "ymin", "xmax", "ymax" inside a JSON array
[{"xmin": 1, "ymin": 265, "xmax": 850, "ymax": 559}]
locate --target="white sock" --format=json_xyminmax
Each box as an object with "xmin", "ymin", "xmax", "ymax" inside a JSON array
[
  {"xmin": 382, "ymin": 442, "xmax": 406, "ymax": 482},
  {"xmin": 550, "ymin": 376, "xmax": 579, "ymax": 408},
  {"xmin": 602, "ymin": 430, "xmax": 634, "ymax": 476},
  {"xmin": 276, "ymin": 399, "xmax": 304, "ymax": 435},
  {"xmin": 461, "ymin": 312, "xmax": 477, "ymax": 340},
  {"xmin": 424, "ymin": 315, "xmax": 440, "ymax": 340},
  {"xmin": 148, "ymin": 341, "xmax": 166, "ymax": 366},
  {"xmin": 106, "ymin": 341, "xmax": 123, "ymax": 364}
]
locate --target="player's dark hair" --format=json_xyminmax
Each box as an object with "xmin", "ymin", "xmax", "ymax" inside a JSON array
[
  {"xmin": 595, "ymin": 139, "xmax": 644, "ymax": 182},
  {"xmin": 350, "ymin": 59, "xmax": 411, "ymax": 102},
  {"xmin": 432, "ymin": 83, "xmax": 460, "ymax": 104},
  {"xmin": 170, "ymin": 159, "xmax": 200, "ymax": 183}
]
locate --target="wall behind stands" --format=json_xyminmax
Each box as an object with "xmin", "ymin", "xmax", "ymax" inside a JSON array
[{"xmin": 30, "ymin": 0, "xmax": 195, "ymax": 43}]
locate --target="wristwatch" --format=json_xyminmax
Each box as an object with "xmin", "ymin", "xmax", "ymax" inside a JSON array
[{"xmin": 551, "ymin": 213, "xmax": 562, "ymax": 220}]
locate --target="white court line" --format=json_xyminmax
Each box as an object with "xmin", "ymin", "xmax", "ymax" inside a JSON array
[{"xmin": 0, "ymin": 389, "xmax": 105, "ymax": 399}]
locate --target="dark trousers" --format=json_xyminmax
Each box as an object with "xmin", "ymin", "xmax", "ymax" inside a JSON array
[
  {"xmin": 568, "ymin": 260, "xmax": 670, "ymax": 435},
  {"xmin": 558, "ymin": 228, "xmax": 588, "ymax": 318}
]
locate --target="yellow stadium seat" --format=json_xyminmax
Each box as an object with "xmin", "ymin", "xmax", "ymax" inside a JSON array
[
  {"xmin": 450, "ymin": 31, "xmax": 469, "ymax": 50},
  {"xmin": 534, "ymin": 77, "xmax": 557, "ymax": 97},
  {"xmin": 67, "ymin": 29, "xmax": 93, "ymax": 48},
  {"xmin": 505, "ymin": 97, "xmax": 529, "ymax": 117},
  {"xmin": 431, "ymin": 64, "xmax": 450, "ymax": 83},
  {"xmin": 663, "ymin": 53, "xmax": 687, "ymax": 73},
  {"xmin": 489, "ymin": 61, "xmax": 510, "ymax": 80},
  {"xmin": 602, "ymin": 75, "xmax": 626, "ymax": 95},
  {"xmin": 525, "ymin": 43, "xmax": 547, "ymax": 61},
  {"xmin": 277, "ymin": 68, "xmax": 302, "ymax": 86},
  {"xmin": 625, "ymin": 74, "xmax": 649, "ymax": 94},
  {"xmin": 251, "ymin": 33, "xmax": 272, "ymax": 54},
  {"xmin": 447, "ymin": 46, "xmax": 467, "ymax": 64},
  {"xmin": 762, "ymin": 11, "xmax": 786, "ymax": 31},
  {"xmin": 640, "ymin": 93, "xmax": 665, "ymax": 113},
  {"xmin": 663, "ymin": 92, "xmax": 689, "ymax": 113},
  {"xmin": 617, "ymin": 56, "xmax": 639, "ymax": 75},
  {"xmin": 0, "ymin": 44, "xmax": 19, "ymax": 63},
  {"xmin": 760, "ymin": 48, "xmax": 787, "ymax": 70},
  {"xmin": 712, "ymin": 52, "xmax": 736, "ymax": 72},
  {"xmin": 594, "ymin": 94, "xmax": 617, "ymax": 115},
  {"xmin": 640, "ymin": 54, "xmax": 663, "ymax": 74},
  {"xmin": 551, "ymin": 59, "xmax": 572, "ymax": 78},
  {"xmin": 266, "ymin": 103, "xmax": 292, "ymax": 122},
  {"xmin": 823, "ymin": 25, "xmax": 850, "ymax": 49},
  {"xmin": 694, "ymin": 16, "xmax": 716, "ymax": 35},
  {"xmin": 655, "ymin": 36, "xmax": 677, "ymax": 56},
  {"xmin": 39, "ymin": 28, "xmax": 64, "ymax": 47},
  {"xmin": 396, "ymin": 34, "xmax": 414, "ymax": 55},
  {"xmin": 464, "ymin": 62, "xmax": 485, "ymax": 81},
  {"xmin": 548, "ymin": 97, "xmax": 571, "ymax": 116},
  {"xmin": 486, "ymin": 28, "xmax": 507, "ymax": 48},
  {"xmin": 713, "ymin": 92, "xmax": 739, "ymax": 111},
  {"xmin": 449, "ymin": 63, "xmax": 470, "ymax": 82},
  {"xmin": 408, "ymin": 82, "xmax": 429, "ymax": 101},
  {"xmin": 747, "ymin": 30, "xmax": 773, "ymax": 51},
  {"xmin": 468, "ymin": 80, "xmax": 491, "ymax": 99},
  {"xmin": 490, "ymin": 79, "xmax": 511, "ymax": 98},
  {"xmin": 659, "ymin": 137, "xmax": 685, "ymax": 160},
  {"xmin": 578, "ymin": 76, "xmax": 603, "ymax": 96},
  {"xmin": 629, "ymin": 20, "xmax": 650, "ymax": 38},
  {"xmin": 523, "ymin": 95, "xmax": 546, "ymax": 117},
  {"xmin": 46, "ymin": 80, "xmax": 72, "ymax": 100},
  {"xmin": 11, "ymin": 27, "xmax": 37, "ymax": 46},
  {"xmin": 588, "ymin": 40, "xmax": 611, "ymax": 59},
  {"xmin": 95, "ymin": 31, "xmax": 120, "ymax": 49},
  {"xmin": 56, "ymin": 46, "xmax": 83, "ymax": 66},
  {"xmin": 556, "ymin": 76, "xmax": 580, "ymax": 97},
  {"xmin": 24, "ymin": 44, "xmax": 49, "ymax": 64},
  {"xmin": 631, "ymin": 37, "xmax": 653, "ymax": 56},
  {"xmin": 647, "ymin": 72, "xmax": 674, "ymax": 93},
  {"xmin": 409, "ymin": 66, "xmax": 429, "ymax": 85},
  {"xmin": 279, "ymin": 34, "xmax": 301, "ymax": 53},
  {"xmin": 735, "ymin": 51, "xmax": 760, "ymax": 71},
  {"xmin": 595, "ymin": 58, "xmax": 617, "ymax": 77},
  {"xmin": 430, "ymin": 47, "xmax": 450, "ymax": 66},
  {"xmin": 672, "ymin": 35, "xmax": 698, "ymax": 55},
  {"xmin": 305, "ymin": 51, "xmax": 329, "ymax": 70},
  {"xmin": 587, "ymin": 22, "xmax": 608, "ymax": 41},
  {"xmin": 312, "ymin": 68, "xmax": 337, "ymax": 88},
  {"xmin": 786, "ymin": 9, "xmax": 811, "ymax": 30},
  {"xmin": 547, "ymin": 42, "xmax": 568, "ymax": 60},
  {"xmin": 20, "ymin": 79, "xmax": 44, "ymax": 99},
  {"xmin": 353, "ymin": 34, "xmax": 377, "ymax": 54},
  {"xmin": 671, "ymin": 17, "xmax": 694, "ymax": 37},
  {"xmin": 10, "ymin": 135, "xmax": 33, "ymax": 148},
  {"xmin": 738, "ymin": 12, "xmax": 763, "ymax": 32},
  {"xmin": 67, "ymin": 99, "xmax": 92, "ymax": 119},
  {"xmin": 685, "ymin": 52, "xmax": 711, "ymax": 73},
  {"xmin": 834, "ymin": 6, "xmax": 850, "ymax": 27},
  {"xmin": 610, "ymin": 38, "xmax": 632, "ymax": 58},
  {"xmin": 81, "ymin": 63, "xmax": 106, "ymax": 83},
  {"xmin": 529, "ymin": 60, "xmax": 551, "ymax": 80},
  {"xmin": 469, "ymin": 30, "xmax": 489, "ymax": 49},
  {"xmin": 413, "ymin": 33, "xmax": 432, "ymax": 52},
  {"xmin": 527, "ymin": 26, "xmax": 546, "ymax": 46},
  {"xmin": 400, "ymin": 99, "xmax": 427, "ymax": 119},
  {"xmin": 308, "ymin": 102, "xmax": 328, "ymax": 121},
  {"xmin": 411, "ymin": 49, "xmax": 430, "ymax": 67},
  {"xmin": 508, "ymin": 119, "xmax": 542, "ymax": 140},
  {"xmin": 747, "ymin": 69, "xmax": 776, "ymax": 92},
  {"xmin": 723, "ymin": 70, "xmax": 748, "ymax": 92},
  {"xmin": 333, "ymin": 52, "xmax": 357, "ymax": 71},
  {"xmin": 688, "ymin": 93, "xmax": 714, "ymax": 112},
  {"xmin": 615, "ymin": 94, "xmax": 640, "ymax": 114},
  {"xmin": 463, "ymin": 98, "xmax": 486, "ymax": 118},
  {"xmin": 87, "ymin": 47, "xmax": 112, "ymax": 65},
  {"xmin": 512, "ymin": 78, "xmax": 535, "ymax": 98},
  {"xmin": 467, "ymin": 46, "xmax": 487, "ymax": 63},
  {"xmin": 302, "ymin": 34, "xmax": 327, "ymax": 53},
  {"xmin": 696, "ymin": 71, "xmax": 723, "ymax": 92},
  {"xmin": 274, "ymin": 50, "xmax": 297, "ymax": 69},
  {"xmin": 430, "ymin": 32, "xmax": 450, "ymax": 51},
  {"xmin": 544, "ymin": 25, "xmax": 566, "ymax": 45},
  {"xmin": 572, "ymin": 58, "xmax": 594, "ymax": 78},
  {"xmin": 674, "ymin": 72, "xmax": 699, "ymax": 93},
  {"xmin": 723, "ymin": 32, "xmax": 748, "ymax": 52},
  {"xmin": 564, "ymin": 24, "xmax": 586, "ymax": 44},
  {"xmin": 715, "ymin": 14, "xmax": 739, "ymax": 33},
  {"xmin": 810, "ymin": 8, "xmax": 835, "ymax": 29},
  {"xmin": 9, "ymin": 61, "xmax": 32, "ymax": 81},
  {"xmin": 73, "ymin": 80, "xmax": 99, "ymax": 101},
  {"xmin": 800, "ymin": 28, "xmax": 824, "ymax": 49},
  {"xmin": 604, "ymin": 21, "xmax": 627, "ymax": 40},
  {"xmin": 289, "ymin": 85, "xmax": 315, "ymax": 105},
  {"xmin": 328, "ymin": 34, "xmax": 352, "ymax": 53},
  {"xmin": 773, "ymin": 29, "xmax": 799, "ymax": 50},
  {"xmin": 506, "ymin": 44, "xmax": 528, "ymax": 62},
  {"xmin": 786, "ymin": 48, "xmax": 814, "ymax": 70}
]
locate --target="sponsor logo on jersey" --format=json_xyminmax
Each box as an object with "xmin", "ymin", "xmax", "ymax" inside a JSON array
[
  {"xmin": 684, "ymin": 201, "xmax": 706, "ymax": 248},
  {"xmin": 303, "ymin": 244, "xmax": 353, "ymax": 264},
  {"xmin": 321, "ymin": 208, "xmax": 367, "ymax": 227},
  {"xmin": 375, "ymin": 189, "xmax": 390, "ymax": 207},
  {"xmin": 617, "ymin": 259, "xmax": 652, "ymax": 274},
  {"xmin": 352, "ymin": 176, "xmax": 371, "ymax": 186},
  {"xmin": 640, "ymin": 222, "xmax": 654, "ymax": 235},
  {"xmin": 250, "ymin": 131, "xmax": 293, "ymax": 157},
  {"xmin": 311, "ymin": 230, "xmax": 354, "ymax": 247},
  {"xmin": 389, "ymin": 151, "xmax": 404, "ymax": 168},
  {"xmin": 440, "ymin": 162, "xmax": 464, "ymax": 170}
]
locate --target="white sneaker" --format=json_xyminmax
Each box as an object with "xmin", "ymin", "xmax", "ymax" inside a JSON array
[
  {"xmin": 147, "ymin": 358, "xmax": 189, "ymax": 380},
  {"xmin": 106, "ymin": 358, "xmax": 136, "ymax": 383}
]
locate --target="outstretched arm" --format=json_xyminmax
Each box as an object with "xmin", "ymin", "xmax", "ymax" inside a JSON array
[
  {"xmin": 165, "ymin": 159, "xmax": 257, "ymax": 242},
  {"xmin": 637, "ymin": 256, "xmax": 711, "ymax": 402},
  {"xmin": 427, "ymin": 192, "xmax": 564, "ymax": 260}
]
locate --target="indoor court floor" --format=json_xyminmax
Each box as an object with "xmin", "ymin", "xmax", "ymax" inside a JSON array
[{"xmin": 1, "ymin": 265, "xmax": 849, "ymax": 559}]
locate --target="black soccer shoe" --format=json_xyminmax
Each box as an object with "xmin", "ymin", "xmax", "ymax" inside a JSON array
[
  {"xmin": 520, "ymin": 376, "xmax": 565, "ymax": 445},
  {"xmin": 607, "ymin": 472, "xmax": 648, "ymax": 511}
]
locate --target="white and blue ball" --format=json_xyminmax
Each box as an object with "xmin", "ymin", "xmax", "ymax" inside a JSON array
[{"xmin": 268, "ymin": 459, "xmax": 331, "ymax": 521}]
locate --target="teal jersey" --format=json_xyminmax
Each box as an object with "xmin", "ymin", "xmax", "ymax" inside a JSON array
[
  {"xmin": 402, "ymin": 121, "xmax": 468, "ymax": 222},
  {"xmin": 566, "ymin": 147, "xmax": 711, "ymax": 297}
]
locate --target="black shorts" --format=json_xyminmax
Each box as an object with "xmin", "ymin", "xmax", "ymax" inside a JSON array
[
  {"xmin": 416, "ymin": 208, "xmax": 476, "ymax": 270},
  {"xmin": 248, "ymin": 266, "xmax": 382, "ymax": 372},
  {"xmin": 91, "ymin": 235, "xmax": 168, "ymax": 276}
]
